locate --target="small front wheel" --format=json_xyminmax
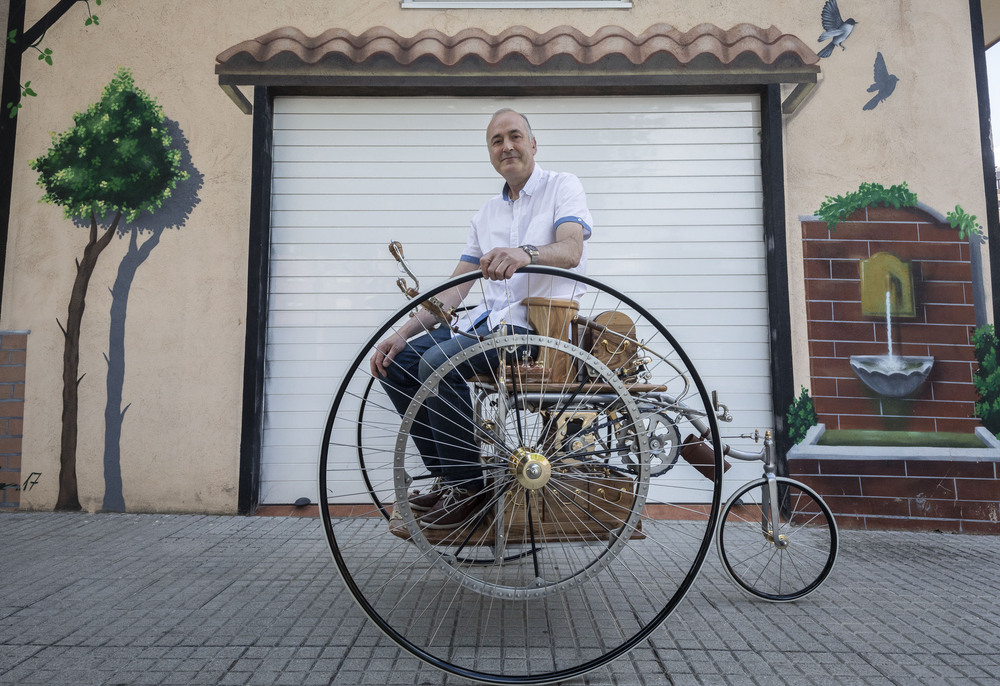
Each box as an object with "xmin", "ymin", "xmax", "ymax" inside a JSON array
[{"xmin": 717, "ymin": 477, "xmax": 838, "ymax": 602}]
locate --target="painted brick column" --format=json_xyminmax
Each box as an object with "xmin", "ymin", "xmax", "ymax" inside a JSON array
[
  {"xmin": 796, "ymin": 207, "xmax": 999, "ymax": 532},
  {"xmin": 0, "ymin": 331, "xmax": 27, "ymax": 509}
]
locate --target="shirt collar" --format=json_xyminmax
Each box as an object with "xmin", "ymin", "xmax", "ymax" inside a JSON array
[{"xmin": 501, "ymin": 164, "xmax": 543, "ymax": 202}]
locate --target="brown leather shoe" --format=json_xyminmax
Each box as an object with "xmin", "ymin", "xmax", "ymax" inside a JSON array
[
  {"xmin": 407, "ymin": 477, "xmax": 445, "ymax": 512},
  {"xmin": 418, "ymin": 485, "xmax": 489, "ymax": 529}
]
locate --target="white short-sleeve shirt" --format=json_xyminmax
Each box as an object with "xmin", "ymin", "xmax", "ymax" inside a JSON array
[{"xmin": 458, "ymin": 165, "xmax": 593, "ymax": 331}]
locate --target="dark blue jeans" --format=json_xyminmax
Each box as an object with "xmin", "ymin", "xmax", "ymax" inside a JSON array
[{"xmin": 379, "ymin": 321, "xmax": 529, "ymax": 491}]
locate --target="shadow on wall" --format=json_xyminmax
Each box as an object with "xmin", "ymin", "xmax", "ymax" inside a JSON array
[{"xmin": 93, "ymin": 118, "xmax": 203, "ymax": 512}]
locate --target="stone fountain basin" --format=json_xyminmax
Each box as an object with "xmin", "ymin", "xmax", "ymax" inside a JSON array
[{"xmin": 849, "ymin": 355, "xmax": 934, "ymax": 398}]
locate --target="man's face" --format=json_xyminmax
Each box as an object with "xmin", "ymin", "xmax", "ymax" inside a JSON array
[{"xmin": 487, "ymin": 111, "xmax": 536, "ymax": 189}]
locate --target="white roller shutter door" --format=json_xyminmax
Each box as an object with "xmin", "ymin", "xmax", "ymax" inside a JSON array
[{"xmin": 263, "ymin": 95, "xmax": 770, "ymax": 505}]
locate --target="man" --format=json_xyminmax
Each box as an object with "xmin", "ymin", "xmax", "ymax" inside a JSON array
[{"xmin": 370, "ymin": 108, "xmax": 593, "ymax": 528}]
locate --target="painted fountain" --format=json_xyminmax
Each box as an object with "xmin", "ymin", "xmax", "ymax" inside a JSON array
[{"xmin": 849, "ymin": 253, "xmax": 933, "ymax": 398}]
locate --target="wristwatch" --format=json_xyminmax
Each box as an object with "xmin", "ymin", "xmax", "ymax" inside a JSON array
[{"xmin": 519, "ymin": 244, "xmax": 539, "ymax": 265}]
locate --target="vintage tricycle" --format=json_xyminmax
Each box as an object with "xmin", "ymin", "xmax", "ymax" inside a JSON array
[{"xmin": 319, "ymin": 243, "xmax": 837, "ymax": 684}]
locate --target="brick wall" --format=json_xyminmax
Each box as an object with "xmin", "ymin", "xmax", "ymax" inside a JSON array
[
  {"xmin": 789, "ymin": 455, "xmax": 1000, "ymax": 534},
  {"xmin": 0, "ymin": 332, "xmax": 27, "ymax": 509},
  {"xmin": 802, "ymin": 206, "xmax": 978, "ymax": 433}
]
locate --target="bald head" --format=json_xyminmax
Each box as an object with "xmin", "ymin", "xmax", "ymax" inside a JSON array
[
  {"xmin": 489, "ymin": 108, "xmax": 533, "ymax": 141},
  {"xmin": 486, "ymin": 109, "xmax": 537, "ymax": 196}
]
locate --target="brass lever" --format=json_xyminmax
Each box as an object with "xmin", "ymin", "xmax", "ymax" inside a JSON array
[{"xmin": 389, "ymin": 241, "xmax": 421, "ymax": 299}]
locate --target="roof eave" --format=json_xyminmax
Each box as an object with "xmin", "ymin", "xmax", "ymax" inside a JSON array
[{"xmin": 215, "ymin": 24, "xmax": 822, "ymax": 114}]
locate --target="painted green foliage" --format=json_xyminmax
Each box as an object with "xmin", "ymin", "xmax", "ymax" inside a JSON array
[
  {"xmin": 786, "ymin": 386, "xmax": 818, "ymax": 445},
  {"xmin": 30, "ymin": 68, "xmax": 185, "ymax": 222},
  {"xmin": 6, "ymin": 0, "xmax": 103, "ymax": 118},
  {"xmin": 814, "ymin": 182, "xmax": 918, "ymax": 231},
  {"xmin": 972, "ymin": 325, "xmax": 1000, "ymax": 435},
  {"xmin": 815, "ymin": 182, "xmax": 982, "ymax": 240},
  {"xmin": 945, "ymin": 205, "xmax": 983, "ymax": 241}
]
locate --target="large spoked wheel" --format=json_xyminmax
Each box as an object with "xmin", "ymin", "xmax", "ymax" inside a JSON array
[
  {"xmin": 392, "ymin": 333, "xmax": 650, "ymax": 598},
  {"xmin": 320, "ymin": 267, "xmax": 723, "ymax": 684},
  {"xmin": 716, "ymin": 477, "xmax": 838, "ymax": 602}
]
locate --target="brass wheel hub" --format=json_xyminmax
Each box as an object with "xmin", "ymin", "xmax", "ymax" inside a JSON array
[
  {"xmin": 511, "ymin": 448, "xmax": 552, "ymax": 490},
  {"xmin": 764, "ymin": 529, "xmax": 790, "ymax": 548}
]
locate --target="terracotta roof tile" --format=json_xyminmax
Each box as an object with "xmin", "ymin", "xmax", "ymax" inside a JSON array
[{"xmin": 216, "ymin": 23, "xmax": 819, "ymax": 71}]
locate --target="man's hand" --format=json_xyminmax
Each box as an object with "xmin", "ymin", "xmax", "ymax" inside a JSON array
[
  {"xmin": 370, "ymin": 333, "xmax": 407, "ymax": 378},
  {"xmin": 479, "ymin": 247, "xmax": 530, "ymax": 281}
]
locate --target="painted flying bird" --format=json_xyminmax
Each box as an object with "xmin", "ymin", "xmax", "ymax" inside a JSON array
[
  {"xmin": 863, "ymin": 52, "xmax": 899, "ymax": 110},
  {"xmin": 817, "ymin": 0, "xmax": 857, "ymax": 58}
]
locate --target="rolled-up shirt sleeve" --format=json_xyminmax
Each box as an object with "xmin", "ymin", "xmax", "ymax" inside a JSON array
[
  {"xmin": 553, "ymin": 175, "xmax": 593, "ymax": 240},
  {"xmin": 461, "ymin": 218, "xmax": 484, "ymax": 264}
]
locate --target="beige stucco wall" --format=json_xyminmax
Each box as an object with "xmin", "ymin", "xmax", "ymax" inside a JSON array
[
  {"xmin": 983, "ymin": 0, "xmax": 1000, "ymax": 45},
  {"xmin": 4, "ymin": 0, "xmax": 990, "ymax": 512}
]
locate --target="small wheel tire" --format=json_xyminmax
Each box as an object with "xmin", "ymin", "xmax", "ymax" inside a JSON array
[{"xmin": 716, "ymin": 476, "xmax": 838, "ymax": 602}]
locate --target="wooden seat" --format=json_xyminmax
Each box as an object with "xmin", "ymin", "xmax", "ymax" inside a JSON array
[
  {"xmin": 520, "ymin": 297, "xmax": 579, "ymax": 385},
  {"xmin": 468, "ymin": 296, "xmax": 659, "ymax": 394}
]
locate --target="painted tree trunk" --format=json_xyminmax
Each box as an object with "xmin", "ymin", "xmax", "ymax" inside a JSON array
[{"xmin": 55, "ymin": 213, "xmax": 120, "ymax": 511}]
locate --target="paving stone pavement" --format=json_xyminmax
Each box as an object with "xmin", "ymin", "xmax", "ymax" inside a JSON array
[{"xmin": 1, "ymin": 512, "xmax": 998, "ymax": 686}]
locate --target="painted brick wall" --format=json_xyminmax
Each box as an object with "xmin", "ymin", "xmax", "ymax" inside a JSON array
[
  {"xmin": 801, "ymin": 207, "xmax": 979, "ymax": 433},
  {"xmin": 789, "ymin": 456, "xmax": 1000, "ymax": 534},
  {"xmin": 0, "ymin": 331, "xmax": 27, "ymax": 509}
]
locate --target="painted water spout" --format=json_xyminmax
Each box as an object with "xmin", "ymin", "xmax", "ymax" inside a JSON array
[{"xmin": 850, "ymin": 259, "xmax": 934, "ymax": 398}]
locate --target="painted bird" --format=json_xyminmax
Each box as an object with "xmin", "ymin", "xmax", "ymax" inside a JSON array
[
  {"xmin": 817, "ymin": 0, "xmax": 857, "ymax": 58},
  {"xmin": 863, "ymin": 52, "xmax": 899, "ymax": 110}
]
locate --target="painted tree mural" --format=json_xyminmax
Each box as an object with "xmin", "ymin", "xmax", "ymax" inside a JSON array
[{"xmin": 30, "ymin": 68, "xmax": 187, "ymax": 510}]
